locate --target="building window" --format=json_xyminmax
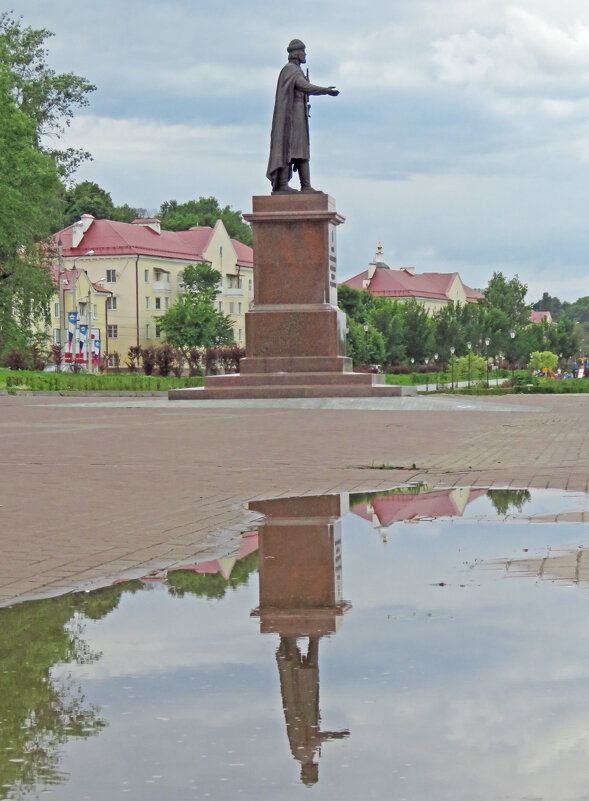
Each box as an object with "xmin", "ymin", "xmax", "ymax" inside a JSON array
[
  {"xmin": 165, "ymin": 297, "xmax": 169, "ymax": 309},
  {"xmin": 155, "ymin": 297, "xmax": 161, "ymax": 310},
  {"xmin": 238, "ymin": 302, "xmax": 242, "ymax": 315},
  {"xmin": 155, "ymin": 324, "xmax": 161, "ymax": 338},
  {"xmin": 218, "ymin": 301, "xmax": 223, "ymax": 312},
  {"xmin": 107, "ymin": 296, "xmax": 117, "ymax": 310},
  {"xmin": 248, "ymin": 279, "xmax": 252, "ymax": 292},
  {"xmin": 106, "ymin": 269, "xmax": 116, "ymax": 283},
  {"xmin": 227, "ymin": 275, "xmax": 234, "ymax": 288},
  {"xmin": 146, "ymin": 324, "xmax": 150, "ymax": 338},
  {"xmin": 144, "ymin": 269, "xmax": 149, "ymax": 282},
  {"xmin": 229, "ymin": 302, "xmax": 234, "ymax": 314},
  {"xmin": 54, "ymin": 302, "xmax": 60, "ymax": 318},
  {"xmin": 107, "ymin": 324, "xmax": 118, "ymax": 338},
  {"xmin": 145, "ymin": 297, "xmax": 150, "ymax": 310},
  {"xmin": 238, "ymin": 328, "xmax": 243, "ymax": 342},
  {"xmin": 53, "ymin": 329, "xmax": 61, "ymax": 344},
  {"xmin": 93, "ymin": 304, "xmax": 97, "ymax": 319},
  {"xmin": 238, "ymin": 278, "xmax": 242, "ymax": 289}
]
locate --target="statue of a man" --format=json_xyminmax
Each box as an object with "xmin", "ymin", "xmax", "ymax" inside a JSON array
[{"xmin": 266, "ymin": 39, "xmax": 339, "ymax": 194}]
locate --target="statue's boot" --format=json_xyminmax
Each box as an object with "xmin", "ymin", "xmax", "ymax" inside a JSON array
[
  {"xmin": 298, "ymin": 161, "xmax": 321, "ymax": 193},
  {"xmin": 272, "ymin": 166, "xmax": 299, "ymax": 194}
]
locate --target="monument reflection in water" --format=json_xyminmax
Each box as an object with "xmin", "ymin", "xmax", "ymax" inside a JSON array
[{"xmin": 249, "ymin": 494, "xmax": 351, "ymax": 786}]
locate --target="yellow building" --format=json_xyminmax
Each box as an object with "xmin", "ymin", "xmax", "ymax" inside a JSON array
[
  {"xmin": 48, "ymin": 264, "xmax": 112, "ymax": 366},
  {"xmin": 342, "ymin": 243, "xmax": 482, "ymax": 315},
  {"xmin": 52, "ymin": 214, "xmax": 254, "ymax": 362}
]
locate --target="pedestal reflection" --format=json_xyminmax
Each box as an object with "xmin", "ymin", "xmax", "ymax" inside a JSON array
[{"xmin": 249, "ymin": 494, "xmax": 351, "ymax": 785}]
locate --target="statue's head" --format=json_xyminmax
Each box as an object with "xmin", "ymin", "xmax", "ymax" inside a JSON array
[{"xmin": 287, "ymin": 38, "xmax": 306, "ymax": 63}]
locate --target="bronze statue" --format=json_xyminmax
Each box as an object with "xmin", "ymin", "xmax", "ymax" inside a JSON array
[{"xmin": 267, "ymin": 39, "xmax": 339, "ymax": 194}]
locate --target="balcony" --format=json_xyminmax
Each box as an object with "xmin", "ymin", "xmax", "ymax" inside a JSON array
[
  {"xmin": 223, "ymin": 287, "xmax": 244, "ymax": 297},
  {"xmin": 152, "ymin": 280, "xmax": 171, "ymax": 292}
]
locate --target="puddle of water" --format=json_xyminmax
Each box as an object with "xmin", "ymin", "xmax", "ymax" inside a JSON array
[{"xmin": 2, "ymin": 486, "xmax": 589, "ymax": 801}]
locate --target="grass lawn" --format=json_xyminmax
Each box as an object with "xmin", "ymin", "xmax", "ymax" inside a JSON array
[
  {"xmin": 1, "ymin": 369, "xmax": 204, "ymax": 392},
  {"xmin": 385, "ymin": 369, "xmax": 520, "ymax": 386}
]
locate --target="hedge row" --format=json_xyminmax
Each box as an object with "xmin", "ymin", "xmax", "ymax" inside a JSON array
[{"xmin": 4, "ymin": 371, "xmax": 204, "ymax": 392}]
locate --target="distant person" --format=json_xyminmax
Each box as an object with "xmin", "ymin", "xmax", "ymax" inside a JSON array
[{"xmin": 267, "ymin": 39, "xmax": 339, "ymax": 194}]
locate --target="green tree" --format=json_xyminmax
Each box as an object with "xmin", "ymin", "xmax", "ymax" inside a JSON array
[
  {"xmin": 63, "ymin": 181, "xmax": 144, "ymax": 227},
  {"xmin": 0, "ymin": 13, "xmax": 95, "ymax": 177},
  {"xmin": 63, "ymin": 181, "xmax": 114, "ymax": 224},
  {"xmin": 366, "ymin": 297, "xmax": 407, "ymax": 366},
  {"xmin": 482, "ymin": 272, "xmax": 529, "ymax": 329},
  {"xmin": 159, "ymin": 197, "xmax": 252, "ymax": 246},
  {"xmin": 403, "ymin": 299, "xmax": 432, "ymax": 362},
  {"xmin": 529, "ymin": 350, "xmax": 558, "ymax": 372},
  {"xmin": 0, "ymin": 65, "xmax": 62, "ymax": 360},
  {"xmin": 159, "ymin": 263, "xmax": 235, "ymax": 350}
]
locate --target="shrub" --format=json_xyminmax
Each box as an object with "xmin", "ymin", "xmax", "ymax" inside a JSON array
[
  {"xmin": 6, "ymin": 349, "xmax": 28, "ymax": 370},
  {"xmin": 50, "ymin": 344, "xmax": 63, "ymax": 369},
  {"xmin": 141, "ymin": 346, "xmax": 156, "ymax": 376},
  {"xmin": 205, "ymin": 347, "xmax": 220, "ymax": 375},
  {"xmin": 126, "ymin": 345, "xmax": 142, "ymax": 372},
  {"xmin": 230, "ymin": 345, "xmax": 245, "ymax": 373},
  {"xmin": 31, "ymin": 345, "xmax": 46, "ymax": 371},
  {"xmin": 387, "ymin": 364, "xmax": 409, "ymax": 374},
  {"xmin": 186, "ymin": 348, "xmax": 202, "ymax": 376},
  {"xmin": 155, "ymin": 344, "xmax": 175, "ymax": 376},
  {"xmin": 218, "ymin": 347, "xmax": 233, "ymax": 374},
  {"xmin": 172, "ymin": 348, "xmax": 184, "ymax": 378}
]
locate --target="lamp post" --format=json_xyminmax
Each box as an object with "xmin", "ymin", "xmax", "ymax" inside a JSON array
[
  {"xmin": 467, "ymin": 341, "xmax": 472, "ymax": 388},
  {"xmin": 363, "ymin": 321, "xmax": 369, "ymax": 364},
  {"xmin": 485, "ymin": 337, "xmax": 490, "ymax": 388},
  {"xmin": 510, "ymin": 328, "xmax": 516, "ymax": 384},
  {"xmin": 424, "ymin": 357, "xmax": 429, "ymax": 392},
  {"xmin": 450, "ymin": 346, "xmax": 455, "ymax": 390},
  {"xmin": 495, "ymin": 355, "xmax": 499, "ymax": 386},
  {"xmin": 434, "ymin": 352, "xmax": 439, "ymax": 390}
]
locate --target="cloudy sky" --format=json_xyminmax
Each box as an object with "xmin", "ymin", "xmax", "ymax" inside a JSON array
[{"xmin": 10, "ymin": 0, "xmax": 589, "ymax": 300}]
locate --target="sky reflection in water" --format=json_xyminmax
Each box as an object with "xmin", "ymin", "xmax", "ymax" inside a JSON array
[{"xmin": 2, "ymin": 486, "xmax": 589, "ymax": 800}]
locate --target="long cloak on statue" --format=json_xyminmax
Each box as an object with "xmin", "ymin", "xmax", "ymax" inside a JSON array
[{"xmin": 266, "ymin": 63, "xmax": 330, "ymax": 189}]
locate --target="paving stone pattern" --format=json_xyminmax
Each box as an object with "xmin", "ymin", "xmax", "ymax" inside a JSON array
[{"xmin": 1, "ymin": 393, "xmax": 588, "ymax": 606}]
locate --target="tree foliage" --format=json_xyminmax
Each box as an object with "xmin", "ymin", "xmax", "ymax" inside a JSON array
[
  {"xmin": 338, "ymin": 271, "xmax": 584, "ymax": 370},
  {"xmin": 0, "ymin": 12, "xmax": 95, "ymax": 176},
  {"xmin": 0, "ymin": 65, "xmax": 62, "ymax": 360},
  {"xmin": 158, "ymin": 197, "xmax": 252, "ymax": 246},
  {"xmin": 159, "ymin": 263, "xmax": 235, "ymax": 350},
  {"xmin": 62, "ymin": 181, "xmax": 145, "ymax": 227}
]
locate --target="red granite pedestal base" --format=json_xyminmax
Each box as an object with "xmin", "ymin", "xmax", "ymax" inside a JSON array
[{"xmin": 169, "ymin": 193, "xmax": 416, "ymax": 400}]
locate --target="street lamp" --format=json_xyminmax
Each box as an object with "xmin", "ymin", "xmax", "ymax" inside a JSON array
[
  {"xmin": 424, "ymin": 356, "xmax": 429, "ymax": 392},
  {"xmin": 467, "ymin": 341, "xmax": 472, "ymax": 388},
  {"xmin": 434, "ymin": 352, "xmax": 439, "ymax": 390},
  {"xmin": 450, "ymin": 345, "xmax": 455, "ymax": 390},
  {"xmin": 495, "ymin": 355, "xmax": 499, "ymax": 386},
  {"xmin": 485, "ymin": 337, "xmax": 490, "ymax": 388},
  {"xmin": 510, "ymin": 329, "xmax": 516, "ymax": 384},
  {"xmin": 363, "ymin": 321, "xmax": 369, "ymax": 363}
]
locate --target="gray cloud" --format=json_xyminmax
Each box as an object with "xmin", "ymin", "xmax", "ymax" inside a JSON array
[{"xmin": 10, "ymin": 0, "xmax": 589, "ymax": 299}]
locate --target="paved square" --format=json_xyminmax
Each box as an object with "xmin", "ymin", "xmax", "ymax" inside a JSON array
[{"xmin": 1, "ymin": 392, "xmax": 588, "ymax": 606}]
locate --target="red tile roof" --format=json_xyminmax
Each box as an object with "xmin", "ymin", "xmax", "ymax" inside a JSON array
[
  {"xmin": 344, "ymin": 268, "xmax": 450, "ymax": 300},
  {"xmin": 351, "ymin": 488, "xmax": 487, "ymax": 525},
  {"xmin": 53, "ymin": 217, "xmax": 253, "ymax": 267},
  {"xmin": 529, "ymin": 310, "xmax": 552, "ymax": 324},
  {"xmin": 342, "ymin": 266, "xmax": 483, "ymax": 303}
]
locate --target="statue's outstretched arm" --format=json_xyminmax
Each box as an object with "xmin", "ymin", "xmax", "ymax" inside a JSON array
[{"xmin": 294, "ymin": 74, "xmax": 339, "ymax": 96}]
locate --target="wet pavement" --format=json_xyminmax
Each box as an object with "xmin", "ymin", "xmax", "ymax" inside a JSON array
[
  {"xmin": 3, "ymin": 486, "xmax": 589, "ymax": 800},
  {"xmin": 2, "ymin": 392, "xmax": 589, "ymax": 608}
]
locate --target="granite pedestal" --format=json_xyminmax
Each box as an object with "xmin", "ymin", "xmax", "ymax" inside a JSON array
[{"xmin": 169, "ymin": 194, "xmax": 416, "ymax": 400}]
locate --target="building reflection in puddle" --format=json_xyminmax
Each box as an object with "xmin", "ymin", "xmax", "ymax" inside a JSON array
[
  {"xmin": 4, "ymin": 484, "xmax": 589, "ymax": 800},
  {"xmin": 249, "ymin": 494, "xmax": 351, "ymax": 785}
]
